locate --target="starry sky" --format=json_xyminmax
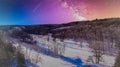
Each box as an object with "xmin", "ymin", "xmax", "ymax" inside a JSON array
[{"xmin": 0, "ymin": 0, "xmax": 120, "ymax": 25}]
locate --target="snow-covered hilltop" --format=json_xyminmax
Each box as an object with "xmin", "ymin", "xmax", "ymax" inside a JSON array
[{"xmin": 0, "ymin": 18, "xmax": 120, "ymax": 67}]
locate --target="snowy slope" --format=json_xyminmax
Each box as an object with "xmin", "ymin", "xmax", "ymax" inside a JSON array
[
  {"xmin": 37, "ymin": 54, "xmax": 76, "ymax": 67},
  {"xmin": 63, "ymin": 41, "xmax": 115, "ymax": 67},
  {"xmin": 32, "ymin": 35, "xmax": 115, "ymax": 67}
]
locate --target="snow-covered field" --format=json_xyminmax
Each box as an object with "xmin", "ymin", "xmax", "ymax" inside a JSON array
[
  {"xmin": 32, "ymin": 35, "xmax": 115, "ymax": 67},
  {"xmin": 37, "ymin": 54, "xmax": 75, "ymax": 67}
]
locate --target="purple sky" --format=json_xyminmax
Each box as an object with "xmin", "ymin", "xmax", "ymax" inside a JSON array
[{"xmin": 0, "ymin": 0, "xmax": 120, "ymax": 25}]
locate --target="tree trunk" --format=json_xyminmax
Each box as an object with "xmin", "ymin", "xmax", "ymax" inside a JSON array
[{"xmin": 114, "ymin": 51, "xmax": 120, "ymax": 67}]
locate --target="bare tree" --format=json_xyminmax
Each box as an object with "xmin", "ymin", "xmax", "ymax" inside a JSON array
[
  {"xmin": 91, "ymin": 40, "xmax": 104, "ymax": 64},
  {"xmin": 114, "ymin": 42, "xmax": 120, "ymax": 67},
  {"xmin": 114, "ymin": 51, "xmax": 120, "ymax": 67}
]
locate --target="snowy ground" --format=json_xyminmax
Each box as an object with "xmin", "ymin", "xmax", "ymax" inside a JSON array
[
  {"xmin": 32, "ymin": 35, "xmax": 116, "ymax": 67},
  {"xmin": 37, "ymin": 54, "xmax": 76, "ymax": 67}
]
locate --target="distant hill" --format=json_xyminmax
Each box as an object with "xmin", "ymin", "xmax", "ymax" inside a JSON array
[
  {"xmin": 13, "ymin": 18, "xmax": 119, "ymax": 41},
  {"xmin": 1, "ymin": 18, "xmax": 120, "ymax": 41}
]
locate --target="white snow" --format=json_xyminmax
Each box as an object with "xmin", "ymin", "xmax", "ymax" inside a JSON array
[
  {"xmin": 11, "ymin": 35, "xmax": 116, "ymax": 67},
  {"xmin": 32, "ymin": 35, "xmax": 116, "ymax": 67},
  {"xmin": 64, "ymin": 42, "xmax": 115, "ymax": 66},
  {"xmin": 53, "ymin": 26, "xmax": 72, "ymax": 30},
  {"xmin": 37, "ymin": 54, "xmax": 75, "ymax": 67}
]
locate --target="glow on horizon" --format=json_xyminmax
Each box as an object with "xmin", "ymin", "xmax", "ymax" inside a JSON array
[{"xmin": 0, "ymin": 0, "xmax": 120, "ymax": 25}]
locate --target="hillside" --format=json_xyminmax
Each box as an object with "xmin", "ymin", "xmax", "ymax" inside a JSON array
[{"xmin": 0, "ymin": 18, "xmax": 120, "ymax": 67}]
